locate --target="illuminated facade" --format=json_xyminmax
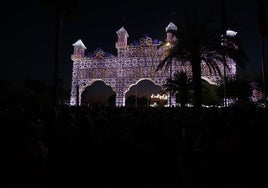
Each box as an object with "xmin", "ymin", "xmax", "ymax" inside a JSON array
[{"xmin": 70, "ymin": 22, "xmax": 236, "ymax": 106}]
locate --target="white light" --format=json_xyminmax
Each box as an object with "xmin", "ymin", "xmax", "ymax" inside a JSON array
[
  {"xmin": 70, "ymin": 25, "xmax": 237, "ymax": 107},
  {"xmin": 151, "ymin": 94, "xmax": 168, "ymax": 100},
  {"xmin": 165, "ymin": 22, "xmax": 177, "ymax": 32},
  {"xmin": 73, "ymin": 39, "xmax": 87, "ymax": 49},
  {"xmin": 226, "ymin": 29, "xmax": 237, "ymax": 37}
]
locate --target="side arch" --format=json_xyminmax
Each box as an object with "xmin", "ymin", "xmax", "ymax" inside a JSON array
[{"xmin": 71, "ymin": 78, "xmax": 116, "ymax": 106}]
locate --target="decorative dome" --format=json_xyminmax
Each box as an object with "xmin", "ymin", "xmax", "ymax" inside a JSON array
[
  {"xmin": 165, "ymin": 22, "xmax": 177, "ymax": 32},
  {"xmin": 226, "ymin": 29, "xmax": 237, "ymax": 37},
  {"xmin": 72, "ymin": 39, "xmax": 87, "ymax": 49},
  {"xmin": 116, "ymin": 27, "xmax": 129, "ymax": 37}
]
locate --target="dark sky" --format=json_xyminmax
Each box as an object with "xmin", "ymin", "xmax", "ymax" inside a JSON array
[{"xmin": 1, "ymin": 0, "xmax": 268, "ymax": 92}]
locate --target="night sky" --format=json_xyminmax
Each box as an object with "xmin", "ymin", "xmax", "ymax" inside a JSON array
[{"xmin": 1, "ymin": 0, "xmax": 268, "ymax": 95}]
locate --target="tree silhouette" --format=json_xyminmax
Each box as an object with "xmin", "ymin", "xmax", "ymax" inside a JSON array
[
  {"xmin": 163, "ymin": 71, "xmax": 192, "ymax": 108},
  {"xmin": 217, "ymin": 76, "xmax": 252, "ymax": 104},
  {"xmin": 40, "ymin": 0, "xmax": 78, "ymax": 105},
  {"xmin": 257, "ymin": 0, "xmax": 268, "ymax": 107},
  {"xmin": 157, "ymin": 12, "xmax": 245, "ymax": 109},
  {"xmin": 252, "ymin": 67, "xmax": 268, "ymax": 103}
]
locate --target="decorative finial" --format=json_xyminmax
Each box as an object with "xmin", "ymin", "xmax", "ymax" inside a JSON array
[
  {"xmin": 165, "ymin": 22, "xmax": 177, "ymax": 32},
  {"xmin": 72, "ymin": 39, "xmax": 87, "ymax": 49}
]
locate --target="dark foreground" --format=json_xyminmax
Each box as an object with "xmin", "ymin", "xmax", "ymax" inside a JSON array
[{"xmin": 3, "ymin": 104, "xmax": 267, "ymax": 188}]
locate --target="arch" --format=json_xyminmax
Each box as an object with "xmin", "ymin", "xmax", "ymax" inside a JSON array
[
  {"xmin": 124, "ymin": 77, "xmax": 163, "ymax": 95},
  {"xmin": 70, "ymin": 25, "xmax": 236, "ymax": 107},
  {"xmin": 81, "ymin": 79, "xmax": 115, "ymax": 105},
  {"xmin": 80, "ymin": 78, "xmax": 115, "ymax": 94}
]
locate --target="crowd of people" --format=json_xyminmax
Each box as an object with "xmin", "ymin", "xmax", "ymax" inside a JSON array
[{"xmin": 3, "ymin": 103, "xmax": 267, "ymax": 188}]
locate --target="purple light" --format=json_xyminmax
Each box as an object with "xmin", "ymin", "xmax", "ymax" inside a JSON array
[{"xmin": 70, "ymin": 23, "xmax": 237, "ymax": 106}]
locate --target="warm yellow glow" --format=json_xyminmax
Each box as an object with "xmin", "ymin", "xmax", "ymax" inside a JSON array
[
  {"xmin": 151, "ymin": 94, "xmax": 168, "ymax": 100},
  {"xmin": 165, "ymin": 42, "xmax": 171, "ymax": 47}
]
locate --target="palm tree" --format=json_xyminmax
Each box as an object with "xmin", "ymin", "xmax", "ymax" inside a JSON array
[
  {"xmin": 216, "ymin": 75, "xmax": 252, "ymax": 105},
  {"xmin": 163, "ymin": 71, "xmax": 192, "ymax": 108},
  {"xmin": 157, "ymin": 13, "xmax": 245, "ymax": 109},
  {"xmin": 40, "ymin": 0, "xmax": 78, "ymax": 105},
  {"xmin": 252, "ymin": 67, "xmax": 268, "ymax": 103},
  {"xmin": 202, "ymin": 80, "xmax": 221, "ymax": 106}
]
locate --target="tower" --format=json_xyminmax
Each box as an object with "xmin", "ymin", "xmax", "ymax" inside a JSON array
[
  {"xmin": 165, "ymin": 22, "xmax": 177, "ymax": 43},
  {"xmin": 71, "ymin": 39, "xmax": 87, "ymax": 61},
  {"xmin": 116, "ymin": 27, "xmax": 129, "ymax": 57},
  {"xmin": 70, "ymin": 39, "xmax": 86, "ymax": 106}
]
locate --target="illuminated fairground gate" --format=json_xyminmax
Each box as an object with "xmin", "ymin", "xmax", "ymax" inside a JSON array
[{"xmin": 70, "ymin": 22, "xmax": 236, "ymax": 106}]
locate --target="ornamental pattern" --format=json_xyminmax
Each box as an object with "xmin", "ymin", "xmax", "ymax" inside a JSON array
[{"xmin": 70, "ymin": 23, "xmax": 236, "ymax": 106}]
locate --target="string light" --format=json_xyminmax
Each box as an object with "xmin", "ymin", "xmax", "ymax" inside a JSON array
[{"xmin": 70, "ymin": 23, "xmax": 236, "ymax": 106}]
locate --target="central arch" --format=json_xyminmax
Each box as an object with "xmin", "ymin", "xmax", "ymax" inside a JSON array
[
  {"xmin": 125, "ymin": 78, "xmax": 164, "ymax": 106},
  {"xmin": 125, "ymin": 78, "xmax": 163, "ymax": 96}
]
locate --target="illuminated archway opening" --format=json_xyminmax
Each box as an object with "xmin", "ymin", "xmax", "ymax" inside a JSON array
[
  {"xmin": 81, "ymin": 80, "xmax": 115, "ymax": 106},
  {"xmin": 125, "ymin": 79, "xmax": 164, "ymax": 107}
]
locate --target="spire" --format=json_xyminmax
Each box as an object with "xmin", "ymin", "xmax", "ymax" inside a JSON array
[
  {"xmin": 116, "ymin": 27, "xmax": 129, "ymax": 37},
  {"xmin": 165, "ymin": 22, "xmax": 177, "ymax": 43},
  {"xmin": 165, "ymin": 22, "xmax": 177, "ymax": 32},
  {"xmin": 116, "ymin": 27, "xmax": 128, "ymax": 57},
  {"xmin": 226, "ymin": 29, "xmax": 237, "ymax": 37},
  {"xmin": 72, "ymin": 39, "xmax": 87, "ymax": 49}
]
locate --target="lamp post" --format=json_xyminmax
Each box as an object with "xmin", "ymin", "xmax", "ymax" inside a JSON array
[
  {"xmin": 221, "ymin": 34, "xmax": 227, "ymax": 107},
  {"xmin": 76, "ymin": 62, "xmax": 79, "ymax": 107},
  {"xmin": 221, "ymin": 0, "xmax": 228, "ymax": 107},
  {"xmin": 169, "ymin": 60, "xmax": 172, "ymax": 107},
  {"xmin": 260, "ymin": 34, "xmax": 267, "ymax": 107},
  {"xmin": 135, "ymin": 84, "xmax": 138, "ymax": 107},
  {"xmin": 165, "ymin": 42, "xmax": 173, "ymax": 107}
]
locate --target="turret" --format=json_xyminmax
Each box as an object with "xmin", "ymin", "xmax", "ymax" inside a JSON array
[
  {"xmin": 221, "ymin": 29, "xmax": 238, "ymax": 49},
  {"xmin": 165, "ymin": 22, "xmax": 177, "ymax": 43},
  {"xmin": 116, "ymin": 27, "xmax": 129, "ymax": 57},
  {"xmin": 71, "ymin": 39, "xmax": 87, "ymax": 61}
]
